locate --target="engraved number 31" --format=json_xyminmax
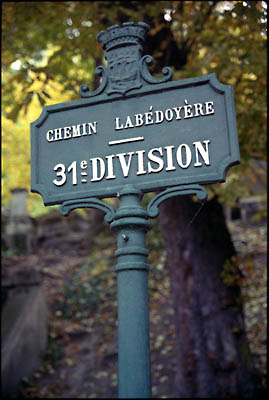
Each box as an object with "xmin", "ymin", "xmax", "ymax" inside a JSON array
[{"xmin": 53, "ymin": 161, "xmax": 77, "ymax": 186}]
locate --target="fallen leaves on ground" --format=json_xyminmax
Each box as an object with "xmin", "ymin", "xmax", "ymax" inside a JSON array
[{"xmin": 2, "ymin": 220, "xmax": 267, "ymax": 397}]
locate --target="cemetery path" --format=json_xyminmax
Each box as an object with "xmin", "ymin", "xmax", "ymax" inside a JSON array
[
  {"xmin": 3, "ymin": 221, "xmax": 266, "ymax": 397},
  {"xmin": 5, "ymin": 244, "xmax": 178, "ymax": 398}
]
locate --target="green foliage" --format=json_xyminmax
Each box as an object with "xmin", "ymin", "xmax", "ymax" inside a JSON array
[
  {"xmin": 1, "ymin": 1, "xmax": 267, "ymax": 213},
  {"xmin": 58, "ymin": 253, "xmax": 116, "ymax": 322},
  {"xmin": 239, "ymin": 337, "xmax": 252, "ymax": 370},
  {"xmin": 251, "ymin": 208, "xmax": 267, "ymax": 223},
  {"xmin": 220, "ymin": 256, "xmax": 243, "ymax": 287},
  {"xmin": 44, "ymin": 329, "xmax": 65, "ymax": 370}
]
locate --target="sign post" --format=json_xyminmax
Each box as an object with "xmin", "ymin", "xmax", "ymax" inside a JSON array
[
  {"xmin": 31, "ymin": 22, "xmax": 240, "ymax": 398},
  {"xmin": 111, "ymin": 184, "xmax": 152, "ymax": 397}
]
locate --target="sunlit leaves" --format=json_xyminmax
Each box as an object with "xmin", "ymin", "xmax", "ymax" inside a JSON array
[
  {"xmin": 166, "ymin": 1, "xmax": 267, "ymax": 205},
  {"xmin": 1, "ymin": 74, "xmax": 76, "ymax": 213},
  {"xmin": 1, "ymin": 1, "xmax": 267, "ymax": 213},
  {"xmin": 1, "ymin": 116, "xmax": 31, "ymax": 204}
]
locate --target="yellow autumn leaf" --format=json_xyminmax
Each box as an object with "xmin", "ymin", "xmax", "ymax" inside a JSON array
[{"xmin": 26, "ymin": 79, "xmax": 44, "ymax": 92}]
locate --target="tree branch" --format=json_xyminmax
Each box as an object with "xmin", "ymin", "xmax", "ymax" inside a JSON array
[{"xmin": 186, "ymin": 1, "xmax": 218, "ymax": 52}]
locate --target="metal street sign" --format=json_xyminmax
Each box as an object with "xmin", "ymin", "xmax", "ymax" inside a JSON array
[
  {"xmin": 31, "ymin": 22, "xmax": 239, "ymax": 206},
  {"xmin": 31, "ymin": 21, "xmax": 240, "ymax": 399}
]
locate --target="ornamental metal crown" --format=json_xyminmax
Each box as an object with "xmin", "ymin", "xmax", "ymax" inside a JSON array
[
  {"xmin": 97, "ymin": 21, "xmax": 150, "ymax": 51},
  {"xmin": 80, "ymin": 21, "xmax": 173, "ymax": 97}
]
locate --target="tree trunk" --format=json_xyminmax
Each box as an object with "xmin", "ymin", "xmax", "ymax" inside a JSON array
[{"xmin": 159, "ymin": 195, "xmax": 260, "ymax": 398}]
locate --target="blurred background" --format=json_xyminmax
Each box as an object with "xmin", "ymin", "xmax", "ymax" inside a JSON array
[{"xmin": 1, "ymin": 1, "xmax": 267, "ymax": 398}]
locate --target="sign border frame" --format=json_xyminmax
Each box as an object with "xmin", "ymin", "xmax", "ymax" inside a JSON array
[{"xmin": 31, "ymin": 73, "xmax": 240, "ymax": 205}]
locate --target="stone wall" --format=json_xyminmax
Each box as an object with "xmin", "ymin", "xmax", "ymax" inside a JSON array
[{"xmin": 1, "ymin": 270, "xmax": 48, "ymax": 396}]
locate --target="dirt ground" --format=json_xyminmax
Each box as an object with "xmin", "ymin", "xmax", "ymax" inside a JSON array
[{"xmin": 3, "ymin": 219, "xmax": 267, "ymax": 398}]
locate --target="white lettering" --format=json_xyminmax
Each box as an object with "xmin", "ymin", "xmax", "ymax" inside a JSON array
[
  {"xmin": 135, "ymin": 114, "xmax": 144, "ymax": 127},
  {"xmin": 91, "ymin": 157, "xmax": 105, "ymax": 181},
  {"xmin": 145, "ymin": 106, "xmax": 154, "ymax": 125},
  {"xmin": 67, "ymin": 160, "xmax": 77, "ymax": 185},
  {"xmin": 46, "ymin": 130, "xmax": 54, "ymax": 142},
  {"xmin": 47, "ymin": 121, "xmax": 98, "ymax": 142},
  {"xmin": 164, "ymin": 146, "xmax": 176, "ymax": 171},
  {"xmin": 106, "ymin": 155, "xmax": 116, "ymax": 179},
  {"xmin": 155, "ymin": 110, "xmax": 164, "ymax": 124},
  {"xmin": 64, "ymin": 126, "xmax": 72, "ymax": 139},
  {"xmin": 148, "ymin": 148, "xmax": 164, "ymax": 173},
  {"xmin": 193, "ymin": 140, "xmax": 211, "ymax": 166},
  {"xmin": 80, "ymin": 160, "xmax": 87, "ymax": 169},
  {"xmin": 81, "ymin": 123, "xmax": 87, "ymax": 135},
  {"xmin": 176, "ymin": 144, "xmax": 192, "ymax": 168},
  {"xmin": 173, "ymin": 107, "xmax": 183, "ymax": 120},
  {"xmin": 117, "ymin": 152, "xmax": 134, "ymax": 177},
  {"xmin": 113, "ymin": 99, "xmax": 215, "ymax": 132},
  {"xmin": 54, "ymin": 139, "xmax": 213, "ymax": 186},
  {"xmin": 72, "ymin": 124, "xmax": 81, "ymax": 137},
  {"xmin": 53, "ymin": 163, "xmax": 66, "ymax": 185},
  {"xmin": 165, "ymin": 109, "xmax": 173, "ymax": 121},
  {"xmin": 193, "ymin": 103, "xmax": 204, "ymax": 117},
  {"xmin": 183, "ymin": 99, "xmax": 193, "ymax": 119},
  {"xmin": 88, "ymin": 121, "xmax": 97, "ymax": 134},
  {"xmin": 54, "ymin": 128, "xmax": 63, "ymax": 141},
  {"xmin": 124, "ymin": 115, "xmax": 134, "ymax": 129},
  {"xmin": 205, "ymin": 101, "xmax": 214, "ymax": 115},
  {"xmin": 136, "ymin": 150, "xmax": 147, "ymax": 175},
  {"xmin": 115, "ymin": 117, "xmax": 124, "ymax": 130}
]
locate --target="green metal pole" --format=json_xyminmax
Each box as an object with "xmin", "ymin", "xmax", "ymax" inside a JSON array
[{"xmin": 111, "ymin": 184, "xmax": 152, "ymax": 398}]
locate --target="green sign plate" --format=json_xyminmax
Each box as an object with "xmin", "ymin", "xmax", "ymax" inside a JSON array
[{"xmin": 31, "ymin": 73, "xmax": 239, "ymax": 205}]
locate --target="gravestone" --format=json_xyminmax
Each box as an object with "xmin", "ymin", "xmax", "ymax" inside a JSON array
[
  {"xmin": 5, "ymin": 188, "xmax": 32, "ymax": 253},
  {"xmin": 1, "ymin": 270, "xmax": 48, "ymax": 396}
]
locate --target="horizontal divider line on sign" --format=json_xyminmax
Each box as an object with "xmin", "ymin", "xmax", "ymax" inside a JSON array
[{"xmin": 108, "ymin": 136, "xmax": 144, "ymax": 146}]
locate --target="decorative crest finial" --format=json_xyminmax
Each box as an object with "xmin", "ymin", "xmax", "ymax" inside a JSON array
[
  {"xmin": 96, "ymin": 22, "xmax": 150, "ymax": 51},
  {"xmin": 80, "ymin": 21, "xmax": 173, "ymax": 97}
]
